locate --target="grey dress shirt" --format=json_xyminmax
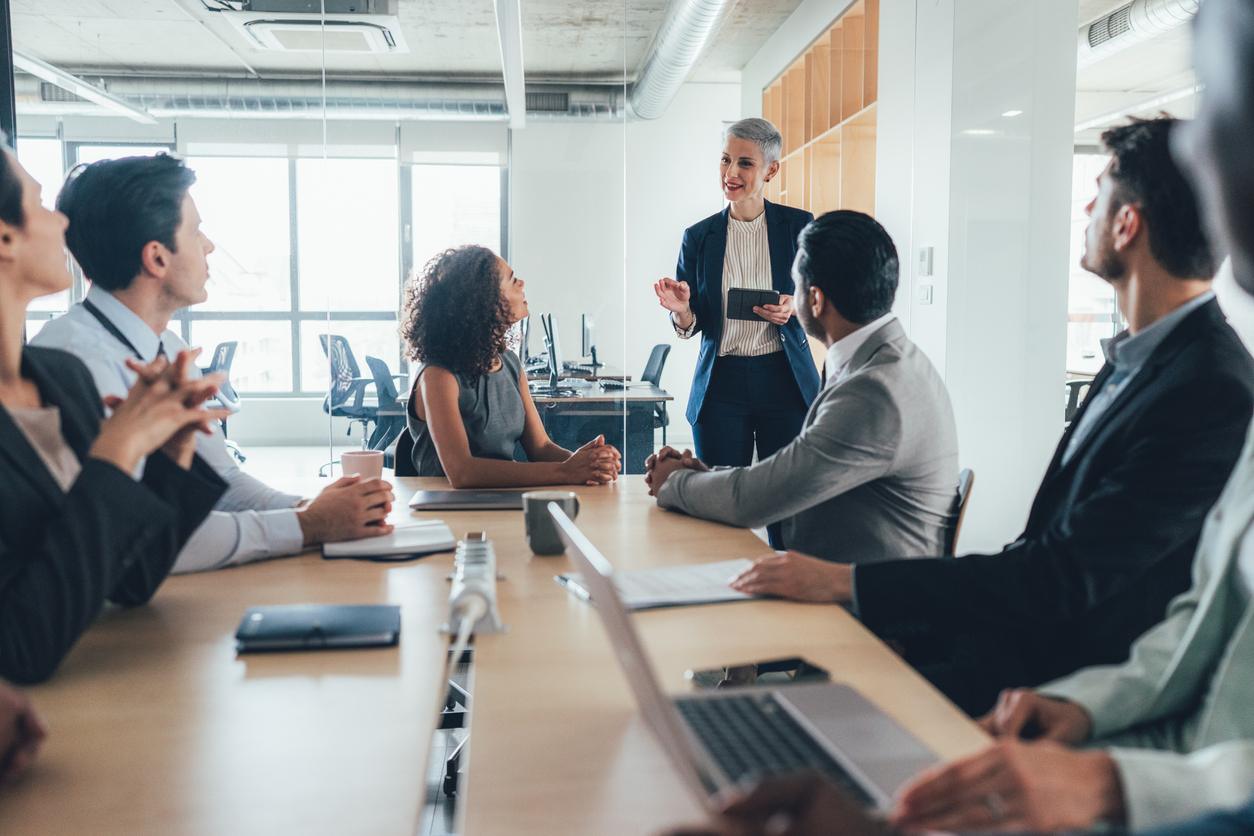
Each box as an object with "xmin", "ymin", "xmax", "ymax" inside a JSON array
[
  {"xmin": 657, "ymin": 319, "xmax": 959, "ymax": 561},
  {"xmin": 31, "ymin": 287, "xmax": 304, "ymax": 572}
]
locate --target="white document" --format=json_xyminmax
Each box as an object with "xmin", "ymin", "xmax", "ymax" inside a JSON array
[
  {"xmin": 322, "ymin": 520, "xmax": 456, "ymax": 560},
  {"xmin": 558, "ymin": 558, "xmax": 754, "ymax": 610}
]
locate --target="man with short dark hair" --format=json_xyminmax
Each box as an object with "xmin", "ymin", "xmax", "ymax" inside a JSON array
[
  {"xmin": 34, "ymin": 154, "xmax": 395, "ymax": 572},
  {"xmin": 646, "ymin": 210, "xmax": 960, "ymax": 564},
  {"xmin": 730, "ymin": 117, "xmax": 1254, "ymax": 716}
]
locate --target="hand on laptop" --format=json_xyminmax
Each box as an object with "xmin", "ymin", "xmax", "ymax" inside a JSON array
[
  {"xmin": 645, "ymin": 446, "xmax": 709, "ymax": 496},
  {"xmin": 0, "ymin": 680, "xmax": 46, "ymax": 782},
  {"xmin": 729, "ymin": 551, "xmax": 853, "ymax": 604},
  {"xmin": 978, "ymin": 689, "xmax": 1093, "ymax": 743},
  {"xmin": 891, "ymin": 739, "xmax": 1124, "ymax": 833},
  {"xmin": 664, "ymin": 771, "xmax": 890, "ymax": 836},
  {"xmin": 298, "ymin": 475, "xmax": 395, "ymax": 546}
]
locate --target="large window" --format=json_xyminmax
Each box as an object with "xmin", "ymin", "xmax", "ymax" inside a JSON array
[
  {"xmin": 1066, "ymin": 152, "xmax": 1122, "ymax": 376},
  {"xmin": 18, "ymin": 137, "xmax": 69, "ymax": 324}
]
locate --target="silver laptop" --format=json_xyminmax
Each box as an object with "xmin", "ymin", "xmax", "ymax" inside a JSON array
[{"xmin": 549, "ymin": 504, "xmax": 938, "ymax": 813}]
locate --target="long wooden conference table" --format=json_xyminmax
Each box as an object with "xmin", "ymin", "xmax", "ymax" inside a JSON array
[{"xmin": 0, "ymin": 477, "xmax": 987, "ymax": 835}]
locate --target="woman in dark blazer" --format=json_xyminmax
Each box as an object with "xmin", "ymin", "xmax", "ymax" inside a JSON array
[
  {"xmin": 654, "ymin": 118, "xmax": 821, "ymax": 470},
  {"xmin": 0, "ymin": 143, "xmax": 229, "ymax": 684}
]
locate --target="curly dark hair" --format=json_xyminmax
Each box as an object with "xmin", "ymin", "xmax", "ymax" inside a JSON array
[{"xmin": 401, "ymin": 245, "xmax": 510, "ymax": 377}]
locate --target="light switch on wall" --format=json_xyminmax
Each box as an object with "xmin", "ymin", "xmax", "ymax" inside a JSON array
[
  {"xmin": 918, "ymin": 246, "xmax": 934, "ymax": 278},
  {"xmin": 917, "ymin": 284, "xmax": 934, "ymax": 305}
]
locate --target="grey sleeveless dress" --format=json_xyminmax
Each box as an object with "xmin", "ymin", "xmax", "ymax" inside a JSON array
[{"xmin": 407, "ymin": 350, "xmax": 526, "ymax": 477}]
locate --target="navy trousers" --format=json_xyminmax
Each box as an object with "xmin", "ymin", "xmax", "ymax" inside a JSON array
[{"xmin": 692, "ymin": 353, "xmax": 809, "ymax": 547}]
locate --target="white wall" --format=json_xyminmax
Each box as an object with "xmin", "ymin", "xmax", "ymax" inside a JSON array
[
  {"xmin": 510, "ymin": 82, "xmax": 742, "ymax": 458},
  {"xmin": 741, "ymin": 0, "xmax": 1078, "ymax": 552}
]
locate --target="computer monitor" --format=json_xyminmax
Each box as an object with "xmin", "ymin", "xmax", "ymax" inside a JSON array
[
  {"xmin": 580, "ymin": 314, "xmax": 602, "ymax": 368},
  {"xmin": 544, "ymin": 314, "xmax": 561, "ymax": 389},
  {"xmin": 518, "ymin": 316, "xmax": 531, "ymax": 364},
  {"xmin": 546, "ymin": 313, "xmax": 564, "ymax": 374}
]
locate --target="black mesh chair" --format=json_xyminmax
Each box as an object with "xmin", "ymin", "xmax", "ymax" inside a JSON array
[
  {"xmin": 392, "ymin": 427, "xmax": 417, "ymax": 477},
  {"xmin": 1065, "ymin": 379, "xmax": 1094, "ymax": 426},
  {"xmin": 364, "ymin": 355, "xmax": 407, "ymax": 466},
  {"xmin": 318, "ymin": 334, "xmax": 377, "ymax": 476},
  {"xmin": 641, "ymin": 344, "xmax": 671, "ymax": 445},
  {"xmin": 201, "ymin": 341, "xmax": 244, "ymax": 462}
]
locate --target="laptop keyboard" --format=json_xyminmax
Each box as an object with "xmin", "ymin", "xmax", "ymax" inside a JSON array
[{"xmin": 675, "ymin": 694, "xmax": 876, "ymax": 806}]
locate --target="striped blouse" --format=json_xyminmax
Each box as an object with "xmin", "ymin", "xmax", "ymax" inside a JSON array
[{"xmin": 673, "ymin": 211, "xmax": 782, "ymax": 357}]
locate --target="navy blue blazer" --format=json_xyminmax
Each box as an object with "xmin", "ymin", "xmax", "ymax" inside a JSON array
[{"xmin": 675, "ymin": 200, "xmax": 821, "ymax": 424}]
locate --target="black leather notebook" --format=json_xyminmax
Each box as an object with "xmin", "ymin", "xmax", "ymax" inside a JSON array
[{"xmin": 234, "ymin": 604, "xmax": 401, "ymax": 653}]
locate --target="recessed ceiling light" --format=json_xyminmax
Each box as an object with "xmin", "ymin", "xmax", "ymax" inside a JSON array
[
  {"xmin": 962, "ymin": 129, "xmax": 997, "ymax": 136},
  {"xmin": 1002, "ymin": 109, "xmax": 1023, "ymax": 118}
]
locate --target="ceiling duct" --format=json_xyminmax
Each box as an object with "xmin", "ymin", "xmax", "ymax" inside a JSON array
[
  {"xmin": 1077, "ymin": 0, "xmax": 1200, "ymax": 67},
  {"xmin": 628, "ymin": 0, "xmax": 735, "ymax": 120},
  {"xmin": 15, "ymin": 74, "xmax": 625, "ymax": 122}
]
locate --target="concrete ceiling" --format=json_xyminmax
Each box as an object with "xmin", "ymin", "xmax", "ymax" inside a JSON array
[
  {"xmin": 9, "ymin": 0, "xmax": 804, "ymax": 84},
  {"xmin": 1073, "ymin": 0, "xmax": 1198, "ymax": 145}
]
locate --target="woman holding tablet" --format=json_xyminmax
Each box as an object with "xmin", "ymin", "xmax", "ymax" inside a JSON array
[
  {"xmin": 654, "ymin": 118, "xmax": 820, "ymax": 470},
  {"xmin": 401, "ymin": 245, "xmax": 621, "ymax": 487}
]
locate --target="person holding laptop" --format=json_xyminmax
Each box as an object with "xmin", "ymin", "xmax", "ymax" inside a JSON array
[
  {"xmin": 34, "ymin": 154, "xmax": 396, "ymax": 573},
  {"xmin": 0, "ymin": 144, "xmax": 229, "ymax": 683},
  {"xmin": 648, "ymin": 211, "xmax": 960, "ymax": 564},
  {"xmin": 667, "ymin": 1, "xmax": 1254, "ymax": 831},
  {"xmin": 400, "ymin": 245, "xmax": 621, "ymax": 487}
]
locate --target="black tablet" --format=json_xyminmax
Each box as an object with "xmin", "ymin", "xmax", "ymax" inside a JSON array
[{"xmin": 726, "ymin": 287, "xmax": 782, "ymax": 321}]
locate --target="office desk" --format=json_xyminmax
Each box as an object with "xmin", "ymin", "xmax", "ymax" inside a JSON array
[
  {"xmin": 532, "ymin": 385, "xmax": 673, "ymax": 474},
  {"xmin": 0, "ymin": 548, "xmax": 451, "ymax": 835},
  {"xmin": 395, "ymin": 478, "xmax": 990, "ymax": 835},
  {"xmin": 526, "ymin": 363, "xmax": 630, "ymax": 381}
]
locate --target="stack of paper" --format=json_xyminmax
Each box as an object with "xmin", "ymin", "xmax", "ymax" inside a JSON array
[
  {"xmin": 558, "ymin": 558, "xmax": 754, "ymax": 610},
  {"xmin": 323, "ymin": 520, "xmax": 456, "ymax": 561}
]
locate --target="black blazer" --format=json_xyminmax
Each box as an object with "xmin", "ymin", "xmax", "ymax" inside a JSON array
[
  {"xmin": 852, "ymin": 299, "xmax": 1254, "ymax": 713},
  {"xmin": 0, "ymin": 347, "xmax": 226, "ymax": 684},
  {"xmin": 676, "ymin": 200, "xmax": 822, "ymax": 424}
]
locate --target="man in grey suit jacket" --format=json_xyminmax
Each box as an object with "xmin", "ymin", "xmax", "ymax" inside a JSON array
[{"xmin": 646, "ymin": 211, "xmax": 959, "ymax": 563}]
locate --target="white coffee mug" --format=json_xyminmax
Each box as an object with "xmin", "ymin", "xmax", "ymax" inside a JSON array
[{"xmin": 341, "ymin": 450, "xmax": 385, "ymax": 480}]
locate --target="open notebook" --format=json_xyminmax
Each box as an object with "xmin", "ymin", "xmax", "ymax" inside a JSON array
[
  {"xmin": 322, "ymin": 520, "xmax": 456, "ymax": 561},
  {"xmin": 556, "ymin": 558, "xmax": 753, "ymax": 611}
]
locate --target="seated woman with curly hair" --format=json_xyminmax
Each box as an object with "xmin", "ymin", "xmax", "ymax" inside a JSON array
[{"xmin": 401, "ymin": 245, "xmax": 621, "ymax": 487}]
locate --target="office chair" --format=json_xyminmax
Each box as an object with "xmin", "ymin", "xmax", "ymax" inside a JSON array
[
  {"xmin": 318, "ymin": 334, "xmax": 378, "ymax": 476},
  {"xmin": 1065, "ymin": 379, "xmax": 1094, "ymax": 426},
  {"xmin": 641, "ymin": 343, "xmax": 671, "ymax": 445},
  {"xmin": 944, "ymin": 468, "xmax": 975, "ymax": 557},
  {"xmin": 364, "ymin": 356, "xmax": 408, "ymax": 467},
  {"xmin": 391, "ymin": 427, "xmax": 417, "ymax": 477},
  {"xmin": 201, "ymin": 340, "xmax": 245, "ymax": 463}
]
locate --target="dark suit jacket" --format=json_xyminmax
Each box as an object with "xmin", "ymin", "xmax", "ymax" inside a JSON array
[
  {"xmin": 676, "ymin": 200, "xmax": 822, "ymax": 424},
  {"xmin": 0, "ymin": 346, "xmax": 226, "ymax": 684},
  {"xmin": 852, "ymin": 299, "xmax": 1254, "ymax": 713}
]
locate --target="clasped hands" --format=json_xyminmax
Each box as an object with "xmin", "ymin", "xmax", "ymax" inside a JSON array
[
  {"xmin": 667, "ymin": 690, "xmax": 1121, "ymax": 835},
  {"xmin": 644, "ymin": 445, "xmax": 710, "ymax": 496},
  {"xmin": 90, "ymin": 348, "xmax": 231, "ymax": 474}
]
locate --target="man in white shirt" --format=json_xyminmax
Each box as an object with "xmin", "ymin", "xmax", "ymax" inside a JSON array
[
  {"xmin": 34, "ymin": 154, "xmax": 394, "ymax": 573},
  {"xmin": 646, "ymin": 210, "xmax": 960, "ymax": 563}
]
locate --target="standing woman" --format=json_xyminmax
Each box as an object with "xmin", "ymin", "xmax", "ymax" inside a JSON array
[
  {"xmin": 654, "ymin": 118, "xmax": 820, "ymax": 474},
  {"xmin": 0, "ymin": 143, "xmax": 230, "ymax": 684}
]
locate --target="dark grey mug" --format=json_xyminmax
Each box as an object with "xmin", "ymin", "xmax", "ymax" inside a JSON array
[{"xmin": 523, "ymin": 490, "xmax": 580, "ymax": 555}]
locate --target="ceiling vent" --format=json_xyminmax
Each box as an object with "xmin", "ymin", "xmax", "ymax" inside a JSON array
[
  {"xmin": 213, "ymin": 0, "xmax": 408, "ymax": 54},
  {"xmin": 1077, "ymin": 0, "xmax": 1199, "ymax": 67}
]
